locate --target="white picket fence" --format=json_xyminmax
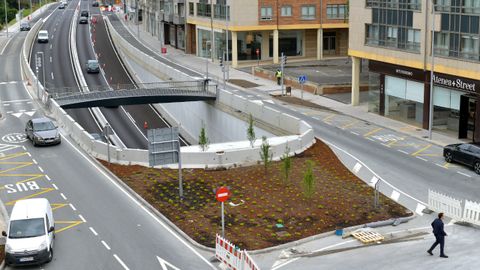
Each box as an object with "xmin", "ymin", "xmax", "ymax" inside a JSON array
[
  {"xmin": 428, "ymin": 190, "xmax": 480, "ymax": 226},
  {"xmin": 215, "ymin": 234, "xmax": 261, "ymax": 270}
]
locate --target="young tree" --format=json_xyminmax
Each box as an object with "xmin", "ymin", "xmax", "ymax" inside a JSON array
[
  {"xmin": 198, "ymin": 122, "xmax": 209, "ymax": 151},
  {"xmin": 259, "ymin": 136, "xmax": 272, "ymax": 175},
  {"xmin": 246, "ymin": 114, "xmax": 256, "ymax": 148},
  {"xmin": 280, "ymin": 144, "xmax": 292, "ymax": 185},
  {"xmin": 302, "ymin": 160, "xmax": 315, "ymax": 199}
]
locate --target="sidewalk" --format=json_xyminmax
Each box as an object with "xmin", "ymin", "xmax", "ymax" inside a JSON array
[{"xmin": 119, "ymin": 18, "xmax": 461, "ymax": 148}]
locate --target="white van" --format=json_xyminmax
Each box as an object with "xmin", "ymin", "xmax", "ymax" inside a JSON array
[
  {"xmin": 37, "ymin": 30, "xmax": 49, "ymax": 43},
  {"xmin": 2, "ymin": 198, "xmax": 55, "ymax": 266}
]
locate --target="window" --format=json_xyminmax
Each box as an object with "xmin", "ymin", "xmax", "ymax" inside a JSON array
[
  {"xmin": 189, "ymin": 2, "xmax": 194, "ymax": 16},
  {"xmin": 281, "ymin": 5, "xmax": 292, "ymax": 17},
  {"xmin": 327, "ymin": 4, "xmax": 347, "ymax": 19},
  {"xmin": 260, "ymin": 7, "xmax": 273, "ymax": 21},
  {"xmin": 301, "ymin": 5, "xmax": 315, "ymax": 20}
]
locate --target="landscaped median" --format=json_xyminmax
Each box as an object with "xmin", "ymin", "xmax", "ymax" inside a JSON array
[{"xmin": 100, "ymin": 139, "xmax": 410, "ymax": 250}]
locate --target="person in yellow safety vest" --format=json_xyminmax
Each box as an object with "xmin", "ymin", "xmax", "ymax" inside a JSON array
[{"xmin": 275, "ymin": 69, "xmax": 282, "ymax": 85}]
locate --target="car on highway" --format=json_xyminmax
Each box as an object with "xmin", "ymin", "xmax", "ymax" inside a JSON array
[
  {"xmin": 25, "ymin": 117, "xmax": 61, "ymax": 146},
  {"xmin": 37, "ymin": 30, "xmax": 49, "ymax": 43},
  {"xmin": 92, "ymin": 1, "xmax": 99, "ymax": 7},
  {"xmin": 86, "ymin": 59, "xmax": 100, "ymax": 73},
  {"xmin": 19, "ymin": 21, "xmax": 30, "ymax": 31},
  {"xmin": 444, "ymin": 143, "xmax": 480, "ymax": 174},
  {"xmin": 79, "ymin": 15, "xmax": 88, "ymax": 24},
  {"xmin": 2, "ymin": 198, "xmax": 55, "ymax": 266},
  {"xmin": 81, "ymin": 10, "xmax": 89, "ymax": 17},
  {"xmin": 58, "ymin": 2, "xmax": 65, "ymax": 8}
]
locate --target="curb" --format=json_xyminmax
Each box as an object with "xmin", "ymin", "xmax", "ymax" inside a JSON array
[{"xmin": 91, "ymin": 158, "xmax": 216, "ymax": 253}]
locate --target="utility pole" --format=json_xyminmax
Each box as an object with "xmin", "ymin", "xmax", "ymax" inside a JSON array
[
  {"xmin": 225, "ymin": 2, "xmax": 229, "ymax": 80},
  {"xmin": 4, "ymin": 0, "xmax": 8, "ymax": 38},
  {"xmin": 280, "ymin": 52, "xmax": 285, "ymax": 96},
  {"xmin": 210, "ymin": 0, "xmax": 214, "ymax": 61},
  {"xmin": 135, "ymin": 0, "xmax": 139, "ymax": 38},
  {"xmin": 428, "ymin": 0, "xmax": 435, "ymax": 140}
]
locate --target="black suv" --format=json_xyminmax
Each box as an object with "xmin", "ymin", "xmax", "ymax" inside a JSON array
[
  {"xmin": 92, "ymin": 1, "xmax": 99, "ymax": 7},
  {"xmin": 81, "ymin": 10, "xmax": 89, "ymax": 17},
  {"xmin": 444, "ymin": 143, "xmax": 480, "ymax": 174}
]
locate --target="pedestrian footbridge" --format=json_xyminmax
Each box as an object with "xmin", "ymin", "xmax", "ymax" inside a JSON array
[{"xmin": 49, "ymin": 81, "xmax": 217, "ymax": 109}]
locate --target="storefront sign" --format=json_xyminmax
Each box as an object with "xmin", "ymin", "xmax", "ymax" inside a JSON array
[
  {"xmin": 369, "ymin": 61, "xmax": 424, "ymax": 82},
  {"xmin": 432, "ymin": 74, "xmax": 477, "ymax": 93}
]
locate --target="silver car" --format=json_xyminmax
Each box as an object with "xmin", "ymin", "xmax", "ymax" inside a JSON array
[{"xmin": 25, "ymin": 118, "xmax": 61, "ymax": 146}]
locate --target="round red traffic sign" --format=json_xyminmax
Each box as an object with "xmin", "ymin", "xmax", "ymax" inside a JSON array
[{"xmin": 215, "ymin": 186, "xmax": 231, "ymax": 202}]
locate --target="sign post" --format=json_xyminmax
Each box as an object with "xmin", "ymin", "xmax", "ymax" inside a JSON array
[
  {"xmin": 216, "ymin": 186, "xmax": 231, "ymax": 238},
  {"xmin": 103, "ymin": 123, "xmax": 113, "ymax": 164},
  {"xmin": 298, "ymin": 75, "xmax": 307, "ymax": 100}
]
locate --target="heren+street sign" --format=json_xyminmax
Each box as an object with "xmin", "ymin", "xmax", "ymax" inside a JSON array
[{"xmin": 215, "ymin": 186, "xmax": 231, "ymax": 202}]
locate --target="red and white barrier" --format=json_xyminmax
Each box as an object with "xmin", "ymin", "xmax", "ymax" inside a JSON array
[{"xmin": 215, "ymin": 234, "xmax": 261, "ymax": 270}]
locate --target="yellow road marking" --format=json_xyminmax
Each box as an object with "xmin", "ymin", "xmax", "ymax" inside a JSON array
[
  {"xmin": 0, "ymin": 162, "xmax": 33, "ymax": 173},
  {"xmin": 323, "ymin": 114, "xmax": 336, "ymax": 122},
  {"xmin": 341, "ymin": 120, "xmax": 359, "ymax": 129},
  {"xmin": 412, "ymin": 144, "xmax": 432, "ymax": 156},
  {"xmin": 387, "ymin": 140, "xmax": 398, "ymax": 147},
  {"xmin": 0, "ymin": 152, "xmax": 28, "ymax": 161},
  {"xmin": 418, "ymin": 153, "xmax": 442, "ymax": 157},
  {"xmin": 398, "ymin": 126, "xmax": 418, "ymax": 131},
  {"xmin": 443, "ymin": 162, "xmax": 459, "ymax": 169},
  {"xmin": 51, "ymin": 203, "xmax": 68, "ymax": 211},
  {"xmin": 6, "ymin": 188, "xmax": 55, "ymax": 205},
  {"xmin": 54, "ymin": 221, "xmax": 84, "ymax": 234},
  {"xmin": 363, "ymin": 128, "xmax": 383, "ymax": 137}
]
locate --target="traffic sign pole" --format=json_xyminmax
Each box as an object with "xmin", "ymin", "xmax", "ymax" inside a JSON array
[
  {"xmin": 215, "ymin": 186, "xmax": 231, "ymax": 238},
  {"xmin": 221, "ymin": 201, "xmax": 225, "ymax": 238}
]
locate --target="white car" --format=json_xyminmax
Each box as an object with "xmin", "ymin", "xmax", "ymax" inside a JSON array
[
  {"xmin": 37, "ymin": 30, "xmax": 49, "ymax": 43},
  {"xmin": 2, "ymin": 198, "xmax": 55, "ymax": 266}
]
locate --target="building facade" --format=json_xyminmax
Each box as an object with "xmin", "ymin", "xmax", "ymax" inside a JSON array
[
  {"xmin": 142, "ymin": 0, "xmax": 187, "ymax": 49},
  {"xmin": 185, "ymin": 0, "xmax": 349, "ymax": 67},
  {"xmin": 350, "ymin": 0, "xmax": 480, "ymax": 141}
]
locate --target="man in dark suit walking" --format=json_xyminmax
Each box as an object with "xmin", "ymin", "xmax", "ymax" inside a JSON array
[{"xmin": 428, "ymin": 212, "xmax": 448, "ymax": 258}]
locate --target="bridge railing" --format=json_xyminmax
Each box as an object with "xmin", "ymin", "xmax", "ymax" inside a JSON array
[{"xmin": 47, "ymin": 80, "xmax": 217, "ymax": 99}]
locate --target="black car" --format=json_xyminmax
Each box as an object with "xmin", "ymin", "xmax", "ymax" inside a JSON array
[
  {"xmin": 79, "ymin": 16, "xmax": 88, "ymax": 24},
  {"xmin": 92, "ymin": 1, "xmax": 99, "ymax": 7},
  {"xmin": 19, "ymin": 21, "xmax": 30, "ymax": 31},
  {"xmin": 81, "ymin": 10, "xmax": 89, "ymax": 17},
  {"xmin": 86, "ymin": 60, "xmax": 100, "ymax": 73},
  {"xmin": 444, "ymin": 143, "xmax": 480, "ymax": 174}
]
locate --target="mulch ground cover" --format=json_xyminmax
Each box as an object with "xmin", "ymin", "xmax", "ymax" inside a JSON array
[{"xmin": 100, "ymin": 139, "xmax": 410, "ymax": 250}]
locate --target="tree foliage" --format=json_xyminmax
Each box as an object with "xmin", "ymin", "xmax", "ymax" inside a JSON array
[
  {"xmin": 246, "ymin": 114, "xmax": 256, "ymax": 148},
  {"xmin": 302, "ymin": 161, "xmax": 315, "ymax": 199},
  {"xmin": 280, "ymin": 144, "xmax": 292, "ymax": 185},
  {"xmin": 259, "ymin": 136, "xmax": 272, "ymax": 175},
  {"xmin": 198, "ymin": 122, "xmax": 209, "ymax": 151}
]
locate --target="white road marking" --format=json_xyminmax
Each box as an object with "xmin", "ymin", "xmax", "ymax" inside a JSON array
[
  {"xmin": 50, "ymin": 56, "xmax": 52, "ymax": 62},
  {"xmin": 52, "ymin": 183, "xmax": 59, "ymax": 190},
  {"xmin": 113, "ymin": 254, "xmax": 129, "ymax": 270},
  {"xmin": 435, "ymin": 163, "xmax": 445, "ymax": 168},
  {"xmin": 69, "ymin": 203, "xmax": 76, "ymax": 211},
  {"xmin": 312, "ymin": 117, "xmax": 320, "ymax": 120},
  {"xmin": 18, "ymin": 109, "xmax": 26, "ymax": 112},
  {"xmin": 89, "ymin": 227, "xmax": 98, "ymax": 236},
  {"xmin": 398, "ymin": 150, "xmax": 409, "ymax": 155},
  {"xmin": 62, "ymin": 136, "xmax": 217, "ymax": 269},
  {"xmin": 51, "ymin": 72, "xmax": 54, "ymax": 80},
  {"xmin": 102, "ymin": 240, "xmax": 111, "ymax": 250},
  {"xmin": 78, "ymin": 214, "xmax": 86, "ymax": 223},
  {"xmin": 366, "ymin": 137, "xmax": 375, "ymax": 142},
  {"xmin": 32, "ymin": 159, "xmax": 38, "ymax": 164},
  {"xmin": 416, "ymin": 156, "xmax": 428, "ymax": 162},
  {"xmin": 6, "ymin": 111, "xmax": 13, "ymax": 114},
  {"xmin": 157, "ymin": 256, "xmax": 181, "ymax": 270},
  {"xmin": 27, "ymin": 152, "xmax": 31, "ymax": 157},
  {"xmin": 38, "ymin": 166, "xmax": 44, "ymax": 173},
  {"xmin": 50, "ymin": 44, "xmax": 52, "ymax": 50},
  {"xmin": 1, "ymin": 99, "xmax": 30, "ymax": 103},
  {"xmin": 457, "ymin": 171, "xmax": 472, "ymax": 178},
  {"xmin": 3, "ymin": 104, "xmax": 9, "ymax": 106},
  {"xmin": 45, "ymin": 175, "xmax": 51, "ymax": 181},
  {"xmin": 381, "ymin": 143, "xmax": 391, "ymax": 147},
  {"xmin": 350, "ymin": 131, "xmax": 359, "ymax": 135},
  {"xmin": 60, "ymin": 193, "xmax": 67, "ymax": 200}
]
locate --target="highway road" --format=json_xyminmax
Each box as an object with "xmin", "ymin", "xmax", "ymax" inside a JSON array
[{"xmin": 0, "ymin": 3, "xmax": 217, "ymax": 270}]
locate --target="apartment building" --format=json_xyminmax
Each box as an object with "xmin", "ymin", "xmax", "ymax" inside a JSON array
[
  {"xmin": 142, "ymin": 0, "xmax": 187, "ymax": 49},
  {"xmin": 350, "ymin": 0, "xmax": 480, "ymax": 141},
  {"xmin": 185, "ymin": 0, "xmax": 349, "ymax": 67}
]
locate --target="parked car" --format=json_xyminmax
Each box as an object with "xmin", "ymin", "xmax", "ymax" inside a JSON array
[
  {"xmin": 92, "ymin": 1, "xmax": 99, "ymax": 7},
  {"xmin": 79, "ymin": 15, "xmax": 88, "ymax": 24},
  {"xmin": 81, "ymin": 10, "xmax": 89, "ymax": 17},
  {"xmin": 2, "ymin": 198, "xmax": 55, "ymax": 266},
  {"xmin": 444, "ymin": 143, "xmax": 480, "ymax": 174},
  {"xmin": 19, "ymin": 21, "xmax": 30, "ymax": 31},
  {"xmin": 25, "ymin": 117, "xmax": 61, "ymax": 146},
  {"xmin": 86, "ymin": 59, "xmax": 100, "ymax": 73},
  {"xmin": 37, "ymin": 30, "xmax": 49, "ymax": 43}
]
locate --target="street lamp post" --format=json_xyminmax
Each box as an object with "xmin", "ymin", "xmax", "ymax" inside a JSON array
[
  {"xmin": 428, "ymin": 0, "xmax": 436, "ymax": 140},
  {"xmin": 205, "ymin": 40, "xmax": 211, "ymax": 79},
  {"xmin": 224, "ymin": 2, "xmax": 229, "ymax": 81},
  {"xmin": 4, "ymin": 0, "xmax": 8, "ymax": 38}
]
